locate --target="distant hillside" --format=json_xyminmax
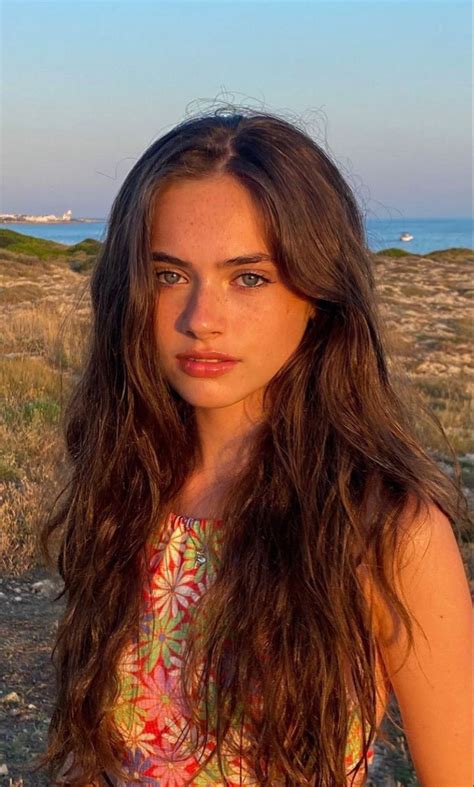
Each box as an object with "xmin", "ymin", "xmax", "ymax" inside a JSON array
[
  {"xmin": 0, "ymin": 229, "xmax": 101, "ymax": 271},
  {"xmin": 375, "ymin": 246, "xmax": 473, "ymax": 261}
]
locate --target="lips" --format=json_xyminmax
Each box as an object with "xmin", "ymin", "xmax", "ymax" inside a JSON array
[
  {"xmin": 176, "ymin": 351, "xmax": 238, "ymax": 362},
  {"xmin": 176, "ymin": 355, "xmax": 239, "ymax": 378}
]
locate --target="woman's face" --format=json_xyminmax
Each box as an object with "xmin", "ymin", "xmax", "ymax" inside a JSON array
[{"xmin": 151, "ymin": 173, "xmax": 314, "ymax": 419}]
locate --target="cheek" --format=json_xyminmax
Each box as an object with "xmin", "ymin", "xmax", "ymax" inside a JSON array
[
  {"xmin": 154, "ymin": 298, "xmax": 174, "ymax": 343},
  {"xmin": 244, "ymin": 303, "xmax": 307, "ymax": 368}
]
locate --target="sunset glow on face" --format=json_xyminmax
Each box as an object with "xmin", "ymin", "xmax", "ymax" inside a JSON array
[{"xmin": 151, "ymin": 173, "xmax": 314, "ymax": 420}]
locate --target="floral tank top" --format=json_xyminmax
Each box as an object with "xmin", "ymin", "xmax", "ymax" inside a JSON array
[{"xmin": 106, "ymin": 511, "xmax": 375, "ymax": 785}]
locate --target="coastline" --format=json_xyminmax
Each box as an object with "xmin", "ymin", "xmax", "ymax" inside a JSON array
[
  {"xmin": 0, "ymin": 218, "xmax": 103, "ymax": 224},
  {"xmin": 1, "ymin": 219, "xmax": 472, "ymax": 256}
]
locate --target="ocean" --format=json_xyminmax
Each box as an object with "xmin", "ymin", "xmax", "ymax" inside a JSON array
[{"xmin": 1, "ymin": 217, "xmax": 472, "ymax": 255}]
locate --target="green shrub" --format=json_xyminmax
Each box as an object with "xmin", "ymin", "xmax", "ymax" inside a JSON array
[
  {"xmin": 0, "ymin": 229, "xmax": 67, "ymax": 260},
  {"xmin": 376, "ymin": 247, "xmax": 417, "ymax": 258},
  {"xmin": 68, "ymin": 256, "xmax": 96, "ymax": 274},
  {"xmin": 68, "ymin": 238, "xmax": 102, "ymax": 255}
]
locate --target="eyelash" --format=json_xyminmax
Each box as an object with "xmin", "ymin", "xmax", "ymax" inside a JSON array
[{"xmin": 154, "ymin": 270, "xmax": 272, "ymax": 289}]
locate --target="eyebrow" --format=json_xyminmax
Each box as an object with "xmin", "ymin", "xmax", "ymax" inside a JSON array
[{"xmin": 151, "ymin": 251, "xmax": 275, "ymax": 269}]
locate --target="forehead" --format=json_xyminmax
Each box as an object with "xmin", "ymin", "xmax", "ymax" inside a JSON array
[{"xmin": 150, "ymin": 174, "xmax": 270, "ymax": 251}]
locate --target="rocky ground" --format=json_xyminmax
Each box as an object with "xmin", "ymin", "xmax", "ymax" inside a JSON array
[
  {"xmin": 372, "ymin": 248, "xmax": 473, "ymax": 387},
  {"xmin": 0, "ymin": 568, "xmax": 65, "ymax": 786}
]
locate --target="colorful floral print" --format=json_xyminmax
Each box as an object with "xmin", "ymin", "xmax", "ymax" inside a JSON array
[{"xmin": 107, "ymin": 512, "xmax": 374, "ymax": 785}]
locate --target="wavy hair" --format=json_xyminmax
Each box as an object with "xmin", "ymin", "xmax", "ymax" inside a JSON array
[{"xmin": 36, "ymin": 106, "xmax": 469, "ymax": 786}]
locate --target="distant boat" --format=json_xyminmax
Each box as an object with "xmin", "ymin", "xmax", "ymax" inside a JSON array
[{"xmin": 399, "ymin": 232, "xmax": 414, "ymax": 242}]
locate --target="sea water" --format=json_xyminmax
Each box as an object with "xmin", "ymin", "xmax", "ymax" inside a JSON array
[
  {"xmin": 365, "ymin": 217, "xmax": 472, "ymax": 255},
  {"xmin": 1, "ymin": 217, "xmax": 472, "ymax": 255}
]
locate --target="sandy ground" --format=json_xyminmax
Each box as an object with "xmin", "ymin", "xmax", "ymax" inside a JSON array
[{"xmin": 0, "ymin": 566, "xmax": 65, "ymax": 786}]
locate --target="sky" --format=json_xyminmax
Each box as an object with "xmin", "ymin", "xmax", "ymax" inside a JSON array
[{"xmin": 1, "ymin": 0, "xmax": 472, "ymax": 219}]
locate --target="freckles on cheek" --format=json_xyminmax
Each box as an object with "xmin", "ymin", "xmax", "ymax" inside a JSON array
[
  {"xmin": 241, "ymin": 311, "xmax": 270, "ymax": 344},
  {"xmin": 261, "ymin": 303, "xmax": 291, "ymax": 335},
  {"xmin": 155, "ymin": 299, "xmax": 174, "ymax": 333}
]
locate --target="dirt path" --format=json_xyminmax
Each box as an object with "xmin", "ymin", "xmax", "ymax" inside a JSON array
[{"xmin": 0, "ymin": 566, "xmax": 65, "ymax": 786}]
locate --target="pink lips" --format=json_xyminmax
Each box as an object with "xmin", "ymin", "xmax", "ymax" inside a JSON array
[
  {"xmin": 176, "ymin": 351, "xmax": 238, "ymax": 361},
  {"xmin": 176, "ymin": 356, "xmax": 239, "ymax": 378}
]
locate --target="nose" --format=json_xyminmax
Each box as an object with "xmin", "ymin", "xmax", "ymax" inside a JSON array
[{"xmin": 181, "ymin": 280, "xmax": 227, "ymax": 338}]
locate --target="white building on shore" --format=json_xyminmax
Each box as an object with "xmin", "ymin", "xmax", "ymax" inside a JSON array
[{"xmin": 0, "ymin": 209, "xmax": 73, "ymax": 223}]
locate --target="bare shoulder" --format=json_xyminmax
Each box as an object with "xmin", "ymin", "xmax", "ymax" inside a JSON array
[
  {"xmin": 390, "ymin": 495, "xmax": 470, "ymax": 627},
  {"xmin": 394, "ymin": 493, "xmax": 464, "ymax": 564},
  {"xmin": 369, "ymin": 495, "xmax": 473, "ymax": 786},
  {"xmin": 359, "ymin": 494, "xmax": 471, "ymax": 641}
]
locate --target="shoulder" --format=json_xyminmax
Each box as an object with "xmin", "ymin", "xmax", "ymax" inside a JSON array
[
  {"xmin": 361, "ymin": 491, "xmax": 472, "ymax": 679},
  {"xmin": 357, "ymin": 494, "xmax": 471, "ymax": 643},
  {"xmin": 387, "ymin": 495, "xmax": 470, "ymax": 623},
  {"xmin": 368, "ymin": 496, "xmax": 473, "ymax": 786},
  {"xmin": 393, "ymin": 493, "xmax": 461, "ymax": 562}
]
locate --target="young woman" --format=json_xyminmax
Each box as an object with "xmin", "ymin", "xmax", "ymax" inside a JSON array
[{"xmin": 37, "ymin": 108, "xmax": 472, "ymax": 786}]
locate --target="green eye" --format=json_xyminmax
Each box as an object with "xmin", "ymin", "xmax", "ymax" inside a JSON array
[
  {"xmin": 154, "ymin": 270, "xmax": 271, "ymax": 289},
  {"xmin": 236, "ymin": 273, "xmax": 271, "ymax": 288},
  {"xmin": 155, "ymin": 271, "xmax": 182, "ymax": 285}
]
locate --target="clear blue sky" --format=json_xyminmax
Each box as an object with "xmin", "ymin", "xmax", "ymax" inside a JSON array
[{"xmin": 2, "ymin": 0, "xmax": 471, "ymax": 219}]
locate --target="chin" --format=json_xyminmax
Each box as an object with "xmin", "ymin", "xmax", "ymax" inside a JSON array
[
  {"xmin": 185, "ymin": 395, "xmax": 240, "ymax": 409},
  {"xmin": 172, "ymin": 386, "xmax": 244, "ymax": 410}
]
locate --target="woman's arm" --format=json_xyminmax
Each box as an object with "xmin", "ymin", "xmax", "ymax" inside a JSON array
[{"xmin": 374, "ymin": 498, "xmax": 473, "ymax": 786}]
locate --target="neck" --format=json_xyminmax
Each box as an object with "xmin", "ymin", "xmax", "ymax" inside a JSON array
[
  {"xmin": 166, "ymin": 403, "xmax": 263, "ymax": 520},
  {"xmin": 193, "ymin": 401, "xmax": 262, "ymax": 479}
]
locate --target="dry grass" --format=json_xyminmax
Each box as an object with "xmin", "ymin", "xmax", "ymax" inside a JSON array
[
  {"xmin": 414, "ymin": 375, "xmax": 472, "ymax": 455},
  {"xmin": 392, "ymin": 370, "xmax": 473, "ymax": 458},
  {"xmin": 0, "ymin": 300, "xmax": 89, "ymax": 370},
  {"xmin": 0, "ymin": 269, "xmax": 90, "ymax": 573},
  {"xmin": 0, "ymin": 355, "xmax": 73, "ymax": 574}
]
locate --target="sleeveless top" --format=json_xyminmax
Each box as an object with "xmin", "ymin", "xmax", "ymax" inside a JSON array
[{"xmin": 106, "ymin": 511, "xmax": 375, "ymax": 785}]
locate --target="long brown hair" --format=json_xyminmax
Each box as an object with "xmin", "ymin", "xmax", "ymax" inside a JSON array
[{"xmin": 37, "ymin": 106, "xmax": 468, "ymax": 785}]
